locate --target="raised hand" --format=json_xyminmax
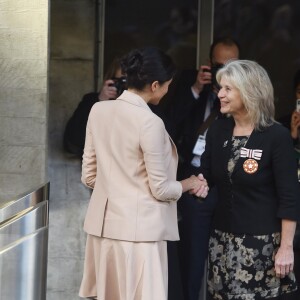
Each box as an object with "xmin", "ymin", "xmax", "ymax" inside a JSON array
[
  {"xmin": 98, "ymin": 79, "xmax": 118, "ymax": 101},
  {"xmin": 290, "ymin": 110, "xmax": 300, "ymax": 139},
  {"xmin": 191, "ymin": 65, "xmax": 212, "ymax": 95}
]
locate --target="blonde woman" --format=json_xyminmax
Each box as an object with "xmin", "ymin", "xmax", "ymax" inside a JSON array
[{"xmin": 200, "ymin": 60, "xmax": 300, "ymax": 300}]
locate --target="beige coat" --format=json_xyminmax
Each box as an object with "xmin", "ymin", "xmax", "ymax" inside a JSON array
[{"xmin": 81, "ymin": 90, "xmax": 182, "ymax": 241}]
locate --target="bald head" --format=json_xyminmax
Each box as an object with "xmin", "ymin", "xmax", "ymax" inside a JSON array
[
  {"xmin": 211, "ymin": 43, "xmax": 239, "ymax": 65},
  {"xmin": 209, "ymin": 37, "xmax": 240, "ymax": 66}
]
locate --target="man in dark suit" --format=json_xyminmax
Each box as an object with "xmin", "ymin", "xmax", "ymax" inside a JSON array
[{"xmin": 161, "ymin": 37, "xmax": 240, "ymax": 300}]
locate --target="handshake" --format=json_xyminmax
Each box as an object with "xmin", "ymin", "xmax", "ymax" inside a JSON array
[{"xmin": 182, "ymin": 173, "xmax": 209, "ymax": 199}]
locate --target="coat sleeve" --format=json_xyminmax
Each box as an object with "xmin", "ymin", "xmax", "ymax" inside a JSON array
[
  {"xmin": 272, "ymin": 127, "xmax": 300, "ymax": 221},
  {"xmin": 81, "ymin": 112, "xmax": 97, "ymax": 189},
  {"xmin": 140, "ymin": 116, "xmax": 182, "ymax": 201}
]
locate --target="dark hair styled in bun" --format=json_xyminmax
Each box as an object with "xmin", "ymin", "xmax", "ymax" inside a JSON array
[{"xmin": 120, "ymin": 47, "xmax": 176, "ymax": 90}]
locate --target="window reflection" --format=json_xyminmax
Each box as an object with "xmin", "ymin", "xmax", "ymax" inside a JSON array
[
  {"xmin": 104, "ymin": 0, "xmax": 198, "ymax": 73},
  {"xmin": 214, "ymin": 0, "xmax": 300, "ymax": 119}
]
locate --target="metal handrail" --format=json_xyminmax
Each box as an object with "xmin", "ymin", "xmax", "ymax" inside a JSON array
[
  {"xmin": 0, "ymin": 183, "xmax": 49, "ymax": 300},
  {"xmin": 0, "ymin": 200, "xmax": 48, "ymax": 248},
  {"xmin": 0, "ymin": 182, "xmax": 49, "ymax": 223},
  {"xmin": 0, "ymin": 226, "xmax": 48, "ymax": 300}
]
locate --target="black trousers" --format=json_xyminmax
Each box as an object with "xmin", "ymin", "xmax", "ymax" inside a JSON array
[
  {"xmin": 168, "ymin": 241, "xmax": 184, "ymax": 300},
  {"xmin": 177, "ymin": 186, "xmax": 219, "ymax": 300}
]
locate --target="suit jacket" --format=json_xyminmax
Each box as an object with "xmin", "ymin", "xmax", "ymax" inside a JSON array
[
  {"xmin": 81, "ymin": 90, "xmax": 182, "ymax": 242},
  {"xmin": 160, "ymin": 69, "xmax": 220, "ymax": 179},
  {"xmin": 201, "ymin": 117, "xmax": 300, "ymax": 235}
]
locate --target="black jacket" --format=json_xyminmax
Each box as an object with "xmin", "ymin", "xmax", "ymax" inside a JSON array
[
  {"xmin": 63, "ymin": 92, "xmax": 99, "ymax": 156},
  {"xmin": 200, "ymin": 117, "xmax": 300, "ymax": 235},
  {"xmin": 160, "ymin": 69, "xmax": 221, "ymax": 179}
]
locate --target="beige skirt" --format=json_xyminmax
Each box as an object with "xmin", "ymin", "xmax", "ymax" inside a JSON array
[{"xmin": 79, "ymin": 234, "xmax": 168, "ymax": 300}]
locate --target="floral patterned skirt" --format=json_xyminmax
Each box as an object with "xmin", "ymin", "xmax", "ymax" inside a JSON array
[{"xmin": 207, "ymin": 230, "xmax": 297, "ymax": 300}]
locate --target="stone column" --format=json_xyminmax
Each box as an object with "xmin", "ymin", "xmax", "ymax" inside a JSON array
[{"xmin": 0, "ymin": 0, "xmax": 49, "ymax": 202}]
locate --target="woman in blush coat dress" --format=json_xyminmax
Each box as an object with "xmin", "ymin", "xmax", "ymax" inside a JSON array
[{"xmin": 79, "ymin": 47, "xmax": 208, "ymax": 300}]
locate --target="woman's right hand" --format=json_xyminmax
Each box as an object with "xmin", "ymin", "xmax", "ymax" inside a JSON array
[
  {"xmin": 180, "ymin": 174, "xmax": 209, "ymax": 198},
  {"xmin": 290, "ymin": 110, "xmax": 300, "ymax": 139}
]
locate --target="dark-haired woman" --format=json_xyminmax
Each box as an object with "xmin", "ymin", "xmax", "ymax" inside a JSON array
[{"xmin": 78, "ymin": 47, "xmax": 208, "ymax": 300}]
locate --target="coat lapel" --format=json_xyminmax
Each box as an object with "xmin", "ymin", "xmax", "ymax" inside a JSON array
[{"xmin": 220, "ymin": 118, "xmax": 235, "ymax": 175}]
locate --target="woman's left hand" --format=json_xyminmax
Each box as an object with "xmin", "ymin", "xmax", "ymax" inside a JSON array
[{"xmin": 274, "ymin": 245, "xmax": 294, "ymax": 278}]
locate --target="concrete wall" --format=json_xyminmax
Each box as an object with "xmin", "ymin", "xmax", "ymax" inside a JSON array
[
  {"xmin": 49, "ymin": 0, "xmax": 95, "ymax": 156},
  {"xmin": 0, "ymin": 0, "xmax": 49, "ymax": 202},
  {"xmin": 47, "ymin": 1, "xmax": 95, "ymax": 299}
]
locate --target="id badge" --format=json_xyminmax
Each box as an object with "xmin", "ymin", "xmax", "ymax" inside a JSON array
[{"xmin": 192, "ymin": 135, "xmax": 206, "ymax": 156}]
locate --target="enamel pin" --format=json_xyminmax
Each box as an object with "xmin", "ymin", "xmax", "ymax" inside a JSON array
[{"xmin": 240, "ymin": 147, "xmax": 263, "ymax": 174}]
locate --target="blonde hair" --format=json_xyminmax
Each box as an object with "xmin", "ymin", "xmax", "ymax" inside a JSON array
[{"xmin": 216, "ymin": 60, "xmax": 275, "ymax": 130}]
